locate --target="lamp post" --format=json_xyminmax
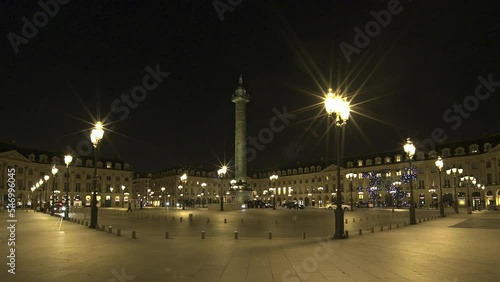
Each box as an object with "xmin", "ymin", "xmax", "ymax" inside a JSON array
[
  {"xmin": 460, "ymin": 175, "xmax": 475, "ymax": 214},
  {"xmin": 230, "ymin": 179, "xmax": 237, "ymax": 204},
  {"xmin": 345, "ymin": 172, "xmax": 357, "ymax": 212},
  {"xmin": 445, "ymin": 165, "xmax": 463, "ymax": 214},
  {"xmin": 64, "ymin": 154, "xmax": 73, "ymax": 219},
  {"xmin": 325, "ymin": 88, "xmax": 350, "ymax": 239},
  {"xmin": 200, "ymin": 183, "xmax": 206, "ymax": 208},
  {"xmin": 121, "ymin": 185, "xmax": 126, "ymax": 208},
  {"xmin": 177, "ymin": 185, "xmax": 183, "ymax": 208},
  {"xmin": 218, "ymin": 166, "xmax": 227, "ymax": 211},
  {"xmin": 51, "ymin": 164, "xmax": 58, "ymax": 214},
  {"xmin": 161, "ymin": 187, "xmax": 165, "ymax": 207},
  {"xmin": 317, "ymin": 187, "xmax": 324, "ymax": 207},
  {"xmin": 435, "ymin": 156, "xmax": 445, "ymax": 217},
  {"xmin": 43, "ymin": 175, "xmax": 49, "ymax": 212},
  {"xmin": 90, "ymin": 121, "xmax": 104, "ymax": 229},
  {"xmin": 403, "ymin": 138, "xmax": 417, "ymax": 225},
  {"xmin": 35, "ymin": 182, "xmax": 40, "ymax": 211},
  {"xmin": 269, "ymin": 174, "xmax": 278, "ymax": 210},
  {"xmin": 180, "ymin": 173, "xmax": 187, "ymax": 210}
]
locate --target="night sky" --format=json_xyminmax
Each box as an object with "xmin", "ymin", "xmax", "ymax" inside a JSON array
[{"xmin": 1, "ymin": 1, "xmax": 499, "ymax": 173}]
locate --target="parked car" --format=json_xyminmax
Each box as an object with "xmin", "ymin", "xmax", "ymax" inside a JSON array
[
  {"xmin": 282, "ymin": 202, "xmax": 304, "ymax": 209},
  {"xmin": 325, "ymin": 203, "xmax": 350, "ymax": 211},
  {"xmin": 356, "ymin": 201, "xmax": 374, "ymax": 208}
]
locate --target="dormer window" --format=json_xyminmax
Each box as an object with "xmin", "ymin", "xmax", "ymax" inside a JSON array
[
  {"xmin": 347, "ymin": 161, "xmax": 354, "ymax": 168},
  {"xmin": 28, "ymin": 154, "xmax": 35, "ymax": 161},
  {"xmin": 357, "ymin": 160, "xmax": 363, "ymax": 167},
  {"xmin": 429, "ymin": 150, "xmax": 437, "ymax": 159},
  {"xmin": 384, "ymin": 157, "xmax": 391, "ymax": 164},
  {"xmin": 366, "ymin": 159, "xmax": 373, "ymax": 166},
  {"xmin": 416, "ymin": 152, "xmax": 425, "ymax": 161},
  {"xmin": 375, "ymin": 157, "xmax": 382, "ymax": 165},
  {"xmin": 395, "ymin": 155, "xmax": 402, "ymax": 162},
  {"xmin": 484, "ymin": 143, "xmax": 492, "ymax": 152},
  {"xmin": 106, "ymin": 162, "xmax": 112, "ymax": 169},
  {"xmin": 442, "ymin": 148, "xmax": 451, "ymax": 157},
  {"xmin": 454, "ymin": 147, "xmax": 465, "ymax": 156},
  {"xmin": 304, "ymin": 167, "xmax": 309, "ymax": 173},
  {"xmin": 469, "ymin": 144, "xmax": 479, "ymax": 154}
]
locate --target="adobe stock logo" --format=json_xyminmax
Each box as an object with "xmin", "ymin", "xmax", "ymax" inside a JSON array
[
  {"xmin": 339, "ymin": 0, "xmax": 409, "ymax": 63},
  {"xmin": 247, "ymin": 106, "xmax": 296, "ymax": 163},
  {"xmin": 7, "ymin": 0, "xmax": 71, "ymax": 54},
  {"xmin": 212, "ymin": 0, "xmax": 242, "ymax": 22}
]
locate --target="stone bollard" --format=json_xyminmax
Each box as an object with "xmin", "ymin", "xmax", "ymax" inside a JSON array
[
  {"xmin": 108, "ymin": 226, "xmax": 113, "ymax": 233},
  {"xmin": 189, "ymin": 214, "xmax": 193, "ymax": 222},
  {"xmin": 234, "ymin": 231, "xmax": 238, "ymax": 239},
  {"xmin": 207, "ymin": 218, "xmax": 210, "ymax": 223},
  {"xmin": 353, "ymin": 218, "xmax": 355, "ymax": 223},
  {"xmin": 132, "ymin": 231, "xmax": 136, "ymax": 239},
  {"xmin": 180, "ymin": 217, "xmax": 183, "ymax": 222},
  {"xmin": 302, "ymin": 232, "xmax": 306, "ymax": 239},
  {"xmin": 165, "ymin": 231, "xmax": 169, "ymax": 239},
  {"xmin": 389, "ymin": 224, "xmax": 392, "ymax": 230},
  {"xmin": 358, "ymin": 229, "xmax": 362, "ymax": 235},
  {"xmin": 371, "ymin": 227, "xmax": 374, "ymax": 233},
  {"xmin": 380, "ymin": 226, "xmax": 383, "ymax": 231},
  {"xmin": 117, "ymin": 229, "xmax": 121, "ymax": 236},
  {"xmin": 268, "ymin": 231, "xmax": 272, "ymax": 239},
  {"xmin": 172, "ymin": 216, "xmax": 175, "ymax": 221},
  {"xmin": 419, "ymin": 218, "xmax": 422, "ymax": 223},
  {"xmin": 224, "ymin": 219, "xmax": 227, "ymax": 224},
  {"xmin": 85, "ymin": 221, "xmax": 89, "ymax": 226},
  {"xmin": 201, "ymin": 231, "xmax": 205, "ymax": 239},
  {"xmin": 345, "ymin": 231, "xmax": 349, "ymax": 238}
]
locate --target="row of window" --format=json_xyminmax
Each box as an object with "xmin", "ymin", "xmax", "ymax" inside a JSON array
[{"xmin": 26, "ymin": 154, "xmax": 131, "ymax": 170}]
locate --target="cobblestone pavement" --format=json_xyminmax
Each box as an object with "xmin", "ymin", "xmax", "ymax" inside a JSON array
[{"xmin": 1, "ymin": 208, "xmax": 499, "ymax": 282}]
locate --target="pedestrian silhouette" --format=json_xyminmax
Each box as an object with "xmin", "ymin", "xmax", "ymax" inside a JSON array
[{"xmin": 127, "ymin": 202, "xmax": 133, "ymax": 213}]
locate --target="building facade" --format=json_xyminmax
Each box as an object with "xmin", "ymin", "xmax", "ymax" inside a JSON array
[
  {"xmin": 148, "ymin": 136, "xmax": 500, "ymax": 210},
  {"xmin": 0, "ymin": 142, "xmax": 134, "ymax": 210}
]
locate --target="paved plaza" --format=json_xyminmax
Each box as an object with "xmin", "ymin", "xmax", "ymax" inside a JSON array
[{"xmin": 1, "ymin": 207, "xmax": 499, "ymax": 282}]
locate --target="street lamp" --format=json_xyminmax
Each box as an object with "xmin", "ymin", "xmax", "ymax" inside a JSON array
[
  {"xmin": 161, "ymin": 187, "xmax": 165, "ymax": 207},
  {"xmin": 43, "ymin": 175, "xmax": 49, "ymax": 212},
  {"xmin": 122, "ymin": 185, "xmax": 126, "ymax": 208},
  {"xmin": 200, "ymin": 183, "xmax": 206, "ymax": 208},
  {"xmin": 177, "ymin": 185, "xmax": 183, "ymax": 208},
  {"xmin": 35, "ymin": 182, "xmax": 40, "ymax": 211},
  {"xmin": 460, "ymin": 175, "xmax": 475, "ymax": 214},
  {"xmin": 218, "ymin": 166, "xmax": 227, "ymax": 211},
  {"xmin": 435, "ymin": 156, "xmax": 445, "ymax": 217},
  {"xmin": 325, "ymin": 88, "xmax": 350, "ymax": 239},
  {"xmin": 90, "ymin": 121, "xmax": 104, "ymax": 229},
  {"xmin": 403, "ymin": 138, "xmax": 417, "ymax": 225},
  {"xmin": 345, "ymin": 172, "xmax": 357, "ymax": 212},
  {"xmin": 51, "ymin": 164, "xmax": 58, "ymax": 214},
  {"xmin": 446, "ymin": 165, "xmax": 463, "ymax": 214},
  {"xmin": 64, "ymin": 154, "xmax": 73, "ymax": 219},
  {"xmin": 317, "ymin": 187, "xmax": 324, "ymax": 207},
  {"xmin": 180, "ymin": 173, "xmax": 187, "ymax": 210},
  {"xmin": 269, "ymin": 174, "xmax": 278, "ymax": 210}
]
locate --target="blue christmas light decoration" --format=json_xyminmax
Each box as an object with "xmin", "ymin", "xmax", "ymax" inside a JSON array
[{"xmin": 401, "ymin": 167, "xmax": 417, "ymax": 184}]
